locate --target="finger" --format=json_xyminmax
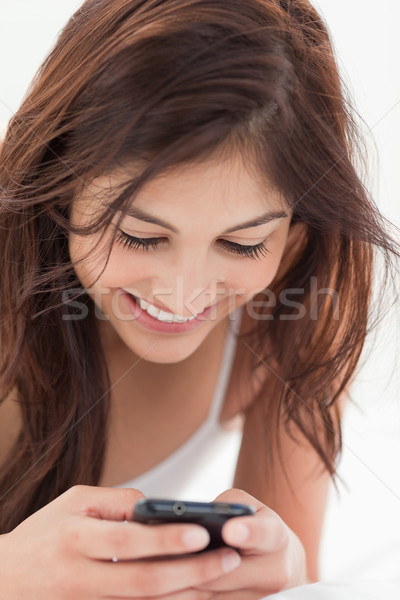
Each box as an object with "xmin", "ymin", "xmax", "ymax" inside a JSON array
[
  {"xmin": 92, "ymin": 547, "xmax": 242, "ymax": 597},
  {"xmin": 109, "ymin": 591, "xmax": 257, "ymax": 600},
  {"xmin": 103, "ymin": 589, "xmax": 210, "ymax": 600},
  {"xmin": 120, "ymin": 591, "xmax": 266, "ymax": 600},
  {"xmin": 213, "ymin": 488, "xmax": 287, "ymax": 554},
  {"xmin": 72, "ymin": 517, "xmax": 211, "ymax": 559},
  {"xmin": 196, "ymin": 552, "xmax": 289, "ymax": 594},
  {"xmin": 61, "ymin": 485, "xmax": 145, "ymax": 521},
  {"xmin": 222, "ymin": 510, "xmax": 289, "ymax": 554}
]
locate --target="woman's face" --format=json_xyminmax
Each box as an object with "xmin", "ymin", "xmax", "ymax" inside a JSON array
[{"xmin": 69, "ymin": 154, "xmax": 292, "ymax": 364}]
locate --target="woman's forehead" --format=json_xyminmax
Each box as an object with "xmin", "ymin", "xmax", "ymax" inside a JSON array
[{"xmin": 84, "ymin": 154, "xmax": 288, "ymax": 213}]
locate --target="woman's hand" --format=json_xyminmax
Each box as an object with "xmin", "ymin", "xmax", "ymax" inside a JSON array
[
  {"xmin": 0, "ymin": 485, "xmax": 241, "ymax": 600},
  {"xmin": 192, "ymin": 488, "xmax": 309, "ymax": 600}
]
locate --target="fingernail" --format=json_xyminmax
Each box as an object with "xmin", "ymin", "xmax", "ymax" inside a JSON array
[
  {"xmin": 222, "ymin": 550, "xmax": 241, "ymax": 573},
  {"xmin": 227, "ymin": 522, "xmax": 250, "ymax": 544},
  {"xmin": 182, "ymin": 527, "xmax": 210, "ymax": 549}
]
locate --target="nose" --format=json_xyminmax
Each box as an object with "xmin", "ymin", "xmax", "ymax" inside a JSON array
[{"xmin": 152, "ymin": 252, "xmax": 223, "ymax": 317}]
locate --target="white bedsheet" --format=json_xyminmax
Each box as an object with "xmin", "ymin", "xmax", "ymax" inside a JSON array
[
  {"xmin": 267, "ymin": 579, "xmax": 400, "ymax": 600},
  {"xmin": 267, "ymin": 314, "xmax": 400, "ymax": 600}
]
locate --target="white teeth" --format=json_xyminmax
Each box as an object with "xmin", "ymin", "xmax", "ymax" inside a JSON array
[
  {"xmin": 157, "ymin": 310, "xmax": 175, "ymax": 323},
  {"xmin": 146, "ymin": 303, "xmax": 160, "ymax": 318},
  {"xmin": 137, "ymin": 296, "xmax": 196, "ymax": 323},
  {"xmin": 139, "ymin": 298, "xmax": 149, "ymax": 310},
  {"xmin": 173, "ymin": 314, "xmax": 188, "ymax": 323}
]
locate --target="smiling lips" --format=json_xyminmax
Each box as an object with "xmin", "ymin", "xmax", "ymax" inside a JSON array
[
  {"xmin": 135, "ymin": 296, "xmax": 198, "ymax": 323},
  {"xmin": 123, "ymin": 290, "xmax": 207, "ymax": 323},
  {"xmin": 121, "ymin": 290, "xmax": 219, "ymax": 335}
]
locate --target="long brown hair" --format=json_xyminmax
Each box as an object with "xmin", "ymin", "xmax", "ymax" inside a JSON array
[{"xmin": 0, "ymin": 0, "xmax": 398, "ymax": 533}]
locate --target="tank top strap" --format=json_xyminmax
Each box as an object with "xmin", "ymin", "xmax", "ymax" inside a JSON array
[{"xmin": 208, "ymin": 304, "xmax": 244, "ymax": 423}]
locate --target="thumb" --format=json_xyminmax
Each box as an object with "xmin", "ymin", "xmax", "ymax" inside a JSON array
[{"xmin": 213, "ymin": 488, "xmax": 260, "ymax": 506}]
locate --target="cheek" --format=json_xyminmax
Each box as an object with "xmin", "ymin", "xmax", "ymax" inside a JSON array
[
  {"xmin": 69, "ymin": 231, "xmax": 114, "ymax": 289},
  {"xmin": 95, "ymin": 246, "xmax": 149, "ymax": 288},
  {"xmin": 226, "ymin": 259, "xmax": 281, "ymax": 301},
  {"xmin": 69, "ymin": 198, "xmax": 117, "ymax": 287},
  {"xmin": 226, "ymin": 239, "xmax": 289, "ymax": 299}
]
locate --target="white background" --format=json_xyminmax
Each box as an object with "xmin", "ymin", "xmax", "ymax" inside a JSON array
[{"xmin": 0, "ymin": 0, "xmax": 399, "ymax": 583}]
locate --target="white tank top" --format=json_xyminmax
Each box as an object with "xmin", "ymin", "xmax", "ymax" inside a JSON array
[{"xmin": 116, "ymin": 305, "xmax": 244, "ymax": 501}]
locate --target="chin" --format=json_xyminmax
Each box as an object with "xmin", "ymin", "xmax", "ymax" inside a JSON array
[
  {"xmin": 111, "ymin": 324, "xmax": 203, "ymax": 365},
  {"xmin": 132, "ymin": 341, "xmax": 200, "ymax": 365}
]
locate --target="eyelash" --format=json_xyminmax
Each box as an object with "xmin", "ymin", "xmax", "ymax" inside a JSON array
[{"xmin": 116, "ymin": 230, "xmax": 270, "ymax": 260}]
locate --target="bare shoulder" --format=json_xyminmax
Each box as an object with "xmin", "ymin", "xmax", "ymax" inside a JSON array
[{"xmin": 0, "ymin": 389, "xmax": 22, "ymax": 465}]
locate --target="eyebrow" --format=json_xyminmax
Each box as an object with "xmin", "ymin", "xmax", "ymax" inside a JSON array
[{"xmin": 124, "ymin": 206, "xmax": 288, "ymax": 234}]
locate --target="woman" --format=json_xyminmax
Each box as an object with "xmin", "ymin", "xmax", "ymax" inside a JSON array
[{"xmin": 0, "ymin": 0, "xmax": 398, "ymax": 597}]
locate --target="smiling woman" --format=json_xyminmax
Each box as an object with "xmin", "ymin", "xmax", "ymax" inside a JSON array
[
  {"xmin": 0, "ymin": 0, "xmax": 399, "ymax": 598},
  {"xmin": 69, "ymin": 157, "xmax": 292, "ymax": 363}
]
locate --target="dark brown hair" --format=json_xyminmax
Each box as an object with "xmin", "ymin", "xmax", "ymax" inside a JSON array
[{"xmin": 0, "ymin": 0, "xmax": 398, "ymax": 533}]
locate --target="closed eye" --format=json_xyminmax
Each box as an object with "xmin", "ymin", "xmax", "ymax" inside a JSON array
[{"xmin": 115, "ymin": 230, "xmax": 270, "ymax": 260}]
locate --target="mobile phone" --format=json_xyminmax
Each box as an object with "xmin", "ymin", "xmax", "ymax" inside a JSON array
[{"xmin": 132, "ymin": 498, "xmax": 256, "ymax": 551}]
